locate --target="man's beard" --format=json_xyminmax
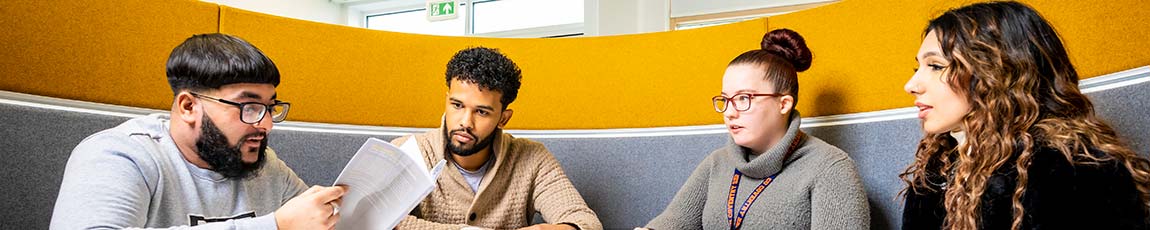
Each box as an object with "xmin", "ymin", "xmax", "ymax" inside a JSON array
[
  {"xmin": 195, "ymin": 115, "xmax": 267, "ymax": 179},
  {"xmin": 443, "ymin": 127, "xmax": 497, "ymax": 157}
]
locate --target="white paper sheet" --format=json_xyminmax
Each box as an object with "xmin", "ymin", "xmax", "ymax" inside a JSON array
[{"xmin": 332, "ymin": 137, "xmax": 445, "ymax": 230}]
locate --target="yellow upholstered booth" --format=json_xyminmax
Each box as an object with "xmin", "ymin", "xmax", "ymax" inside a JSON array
[
  {"xmin": 0, "ymin": 0, "xmax": 220, "ymax": 110},
  {"xmin": 3, "ymin": 0, "xmax": 1149, "ymax": 129},
  {"xmin": 218, "ymin": 6, "xmax": 764, "ymax": 129}
]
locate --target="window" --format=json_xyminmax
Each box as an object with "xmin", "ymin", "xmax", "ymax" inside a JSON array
[
  {"xmin": 472, "ymin": 0, "xmax": 582, "ymax": 34},
  {"xmin": 366, "ymin": 6, "xmax": 468, "ymax": 36},
  {"xmin": 361, "ymin": 0, "xmax": 583, "ymax": 38},
  {"xmin": 671, "ymin": 1, "xmax": 837, "ymax": 31},
  {"xmin": 674, "ymin": 16, "xmax": 759, "ymax": 30}
]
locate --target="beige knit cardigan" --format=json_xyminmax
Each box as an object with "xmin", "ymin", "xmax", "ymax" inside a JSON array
[{"xmin": 392, "ymin": 127, "xmax": 602, "ymax": 230}]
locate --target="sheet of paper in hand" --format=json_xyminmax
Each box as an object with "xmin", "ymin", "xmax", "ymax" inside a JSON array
[{"xmin": 333, "ymin": 137, "xmax": 446, "ymax": 230}]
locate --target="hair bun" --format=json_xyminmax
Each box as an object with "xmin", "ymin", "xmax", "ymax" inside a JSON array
[{"xmin": 761, "ymin": 29, "xmax": 813, "ymax": 72}]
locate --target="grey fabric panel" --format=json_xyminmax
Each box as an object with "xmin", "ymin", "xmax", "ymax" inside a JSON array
[
  {"xmin": 535, "ymin": 135, "xmax": 726, "ymax": 228},
  {"xmin": 0, "ymin": 104, "xmax": 130, "ymax": 229},
  {"xmin": 4, "ymin": 78, "xmax": 1147, "ymax": 229},
  {"xmin": 1088, "ymin": 82, "xmax": 1150, "ymax": 158},
  {"xmin": 267, "ymin": 131, "xmax": 402, "ymax": 186},
  {"xmin": 804, "ymin": 119, "xmax": 922, "ymax": 230}
]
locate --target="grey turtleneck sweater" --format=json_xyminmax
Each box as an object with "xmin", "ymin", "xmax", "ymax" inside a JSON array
[{"xmin": 647, "ymin": 112, "xmax": 870, "ymax": 229}]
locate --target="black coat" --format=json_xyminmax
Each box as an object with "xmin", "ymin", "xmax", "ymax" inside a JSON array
[{"xmin": 902, "ymin": 147, "xmax": 1149, "ymax": 229}]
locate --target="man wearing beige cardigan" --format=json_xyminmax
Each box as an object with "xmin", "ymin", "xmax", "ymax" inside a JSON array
[{"xmin": 392, "ymin": 47, "xmax": 602, "ymax": 230}]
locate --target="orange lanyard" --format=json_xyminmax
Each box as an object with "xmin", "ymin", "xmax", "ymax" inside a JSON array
[{"xmin": 726, "ymin": 132, "xmax": 804, "ymax": 230}]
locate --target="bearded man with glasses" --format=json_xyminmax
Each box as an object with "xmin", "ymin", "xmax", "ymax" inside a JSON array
[{"xmin": 52, "ymin": 33, "xmax": 346, "ymax": 229}]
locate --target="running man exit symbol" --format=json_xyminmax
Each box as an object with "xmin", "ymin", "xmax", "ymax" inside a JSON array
[{"xmin": 427, "ymin": 0, "xmax": 459, "ymax": 21}]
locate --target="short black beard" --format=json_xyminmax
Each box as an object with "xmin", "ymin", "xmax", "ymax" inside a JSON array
[
  {"xmin": 443, "ymin": 127, "xmax": 497, "ymax": 157},
  {"xmin": 195, "ymin": 115, "xmax": 267, "ymax": 179}
]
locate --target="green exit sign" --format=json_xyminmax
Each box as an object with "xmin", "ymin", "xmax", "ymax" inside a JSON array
[{"xmin": 426, "ymin": 0, "xmax": 458, "ymax": 21}]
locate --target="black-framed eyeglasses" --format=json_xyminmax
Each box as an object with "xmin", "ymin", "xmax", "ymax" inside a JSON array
[
  {"xmin": 712, "ymin": 93, "xmax": 786, "ymax": 113},
  {"xmin": 190, "ymin": 92, "xmax": 291, "ymax": 124}
]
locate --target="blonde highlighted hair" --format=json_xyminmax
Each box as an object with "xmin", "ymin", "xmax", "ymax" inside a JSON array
[{"xmin": 899, "ymin": 1, "xmax": 1150, "ymax": 229}]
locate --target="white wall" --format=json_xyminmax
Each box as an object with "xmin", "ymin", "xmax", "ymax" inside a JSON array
[
  {"xmin": 585, "ymin": 0, "xmax": 669, "ymax": 36},
  {"xmin": 202, "ymin": 0, "xmax": 343, "ymax": 25}
]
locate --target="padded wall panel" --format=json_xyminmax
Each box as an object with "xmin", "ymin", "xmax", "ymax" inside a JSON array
[
  {"xmin": 536, "ymin": 135, "xmax": 725, "ymax": 228},
  {"xmin": 5, "ymin": 0, "xmax": 1149, "ymax": 129},
  {"xmin": 0, "ymin": 104, "xmax": 131, "ymax": 229},
  {"xmin": 804, "ymin": 120, "xmax": 922, "ymax": 230},
  {"xmin": 3, "ymin": 74, "xmax": 1146, "ymax": 229},
  {"xmin": 1090, "ymin": 83, "xmax": 1150, "ymax": 156},
  {"xmin": 767, "ymin": 0, "xmax": 1150, "ymax": 117},
  {"xmin": 0, "ymin": 0, "xmax": 219, "ymax": 110},
  {"xmin": 269, "ymin": 131, "xmax": 402, "ymax": 186},
  {"xmin": 219, "ymin": 6, "xmax": 765, "ymax": 129}
]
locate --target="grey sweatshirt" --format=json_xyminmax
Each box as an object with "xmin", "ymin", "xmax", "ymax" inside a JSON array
[
  {"xmin": 647, "ymin": 112, "xmax": 870, "ymax": 229},
  {"xmin": 51, "ymin": 114, "xmax": 308, "ymax": 229}
]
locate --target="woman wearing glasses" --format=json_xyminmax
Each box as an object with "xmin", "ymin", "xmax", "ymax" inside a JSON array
[
  {"xmin": 644, "ymin": 29, "xmax": 870, "ymax": 230},
  {"xmin": 900, "ymin": 2, "xmax": 1150, "ymax": 229}
]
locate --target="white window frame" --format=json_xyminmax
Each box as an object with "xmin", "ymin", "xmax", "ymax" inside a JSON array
[
  {"xmin": 343, "ymin": 0, "xmax": 584, "ymax": 38},
  {"xmin": 670, "ymin": 0, "xmax": 837, "ymax": 30}
]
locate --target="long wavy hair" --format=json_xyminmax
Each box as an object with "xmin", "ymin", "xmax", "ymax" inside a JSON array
[{"xmin": 899, "ymin": 2, "xmax": 1150, "ymax": 229}]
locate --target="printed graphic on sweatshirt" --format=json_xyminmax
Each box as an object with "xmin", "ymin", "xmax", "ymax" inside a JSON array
[{"xmin": 188, "ymin": 212, "xmax": 257, "ymax": 226}]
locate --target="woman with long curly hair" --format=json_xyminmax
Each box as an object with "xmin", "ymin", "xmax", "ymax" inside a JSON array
[{"xmin": 900, "ymin": 1, "xmax": 1150, "ymax": 229}]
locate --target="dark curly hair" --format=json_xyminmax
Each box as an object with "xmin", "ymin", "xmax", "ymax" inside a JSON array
[
  {"xmin": 166, "ymin": 33, "xmax": 280, "ymax": 95},
  {"xmin": 445, "ymin": 47, "xmax": 522, "ymax": 110}
]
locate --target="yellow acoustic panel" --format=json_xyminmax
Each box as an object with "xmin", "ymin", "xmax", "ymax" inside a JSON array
[
  {"xmin": 7, "ymin": 0, "xmax": 1148, "ymax": 129},
  {"xmin": 767, "ymin": 0, "xmax": 1150, "ymax": 116},
  {"xmin": 0, "ymin": 0, "xmax": 220, "ymax": 110},
  {"xmin": 220, "ymin": 6, "xmax": 765, "ymax": 129}
]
